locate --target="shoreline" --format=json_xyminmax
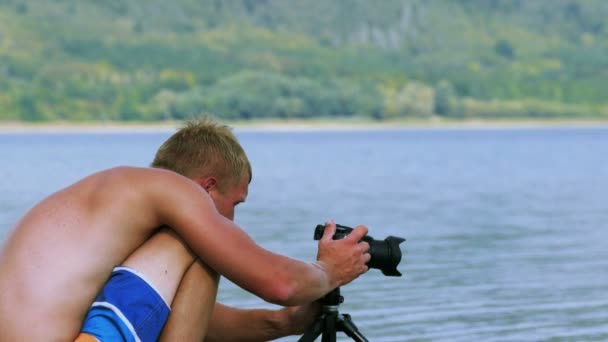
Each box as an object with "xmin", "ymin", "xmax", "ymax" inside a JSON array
[{"xmin": 1, "ymin": 118, "xmax": 608, "ymax": 133}]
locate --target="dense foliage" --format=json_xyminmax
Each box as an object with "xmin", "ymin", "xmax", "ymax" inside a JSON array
[{"xmin": 0, "ymin": 0, "xmax": 607, "ymax": 122}]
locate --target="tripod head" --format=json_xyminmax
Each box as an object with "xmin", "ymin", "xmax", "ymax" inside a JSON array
[
  {"xmin": 298, "ymin": 287, "xmax": 369, "ymax": 342},
  {"xmin": 320, "ymin": 287, "xmax": 343, "ymax": 307}
]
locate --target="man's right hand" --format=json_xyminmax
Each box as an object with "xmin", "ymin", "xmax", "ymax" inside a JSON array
[{"xmin": 315, "ymin": 220, "xmax": 371, "ymax": 289}]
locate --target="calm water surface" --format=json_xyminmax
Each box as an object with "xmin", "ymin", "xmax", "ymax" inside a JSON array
[{"xmin": 1, "ymin": 127, "xmax": 607, "ymax": 341}]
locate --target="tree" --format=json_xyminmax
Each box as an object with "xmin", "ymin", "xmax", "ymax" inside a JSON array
[
  {"xmin": 495, "ymin": 39, "xmax": 515, "ymax": 59},
  {"xmin": 18, "ymin": 94, "xmax": 45, "ymax": 121},
  {"xmin": 434, "ymin": 80, "xmax": 456, "ymax": 116}
]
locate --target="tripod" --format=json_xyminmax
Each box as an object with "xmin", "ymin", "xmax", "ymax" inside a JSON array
[{"xmin": 298, "ymin": 287, "xmax": 369, "ymax": 342}]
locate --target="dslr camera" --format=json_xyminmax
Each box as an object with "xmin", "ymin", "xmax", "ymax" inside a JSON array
[{"xmin": 314, "ymin": 223, "xmax": 405, "ymax": 276}]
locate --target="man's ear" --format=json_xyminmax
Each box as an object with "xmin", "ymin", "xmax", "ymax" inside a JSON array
[{"xmin": 194, "ymin": 176, "xmax": 218, "ymax": 193}]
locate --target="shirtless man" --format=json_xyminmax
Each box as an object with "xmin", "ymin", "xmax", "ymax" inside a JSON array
[{"xmin": 0, "ymin": 119, "xmax": 371, "ymax": 341}]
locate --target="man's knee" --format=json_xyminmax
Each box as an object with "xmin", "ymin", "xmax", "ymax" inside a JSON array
[{"xmin": 192, "ymin": 258, "xmax": 220, "ymax": 285}]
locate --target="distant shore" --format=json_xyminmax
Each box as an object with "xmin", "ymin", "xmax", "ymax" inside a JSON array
[{"xmin": 1, "ymin": 117, "xmax": 608, "ymax": 133}]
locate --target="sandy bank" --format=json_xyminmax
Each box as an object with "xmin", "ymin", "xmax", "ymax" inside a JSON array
[{"xmin": 1, "ymin": 118, "xmax": 608, "ymax": 134}]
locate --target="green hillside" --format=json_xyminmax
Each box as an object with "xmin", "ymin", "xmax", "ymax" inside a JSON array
[{"xmin": 0, "ymin": 0, "xmax": 607, "ymax": 122}]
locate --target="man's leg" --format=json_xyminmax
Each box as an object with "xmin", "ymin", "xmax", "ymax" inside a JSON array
[
  {"xmin": 159, "ymin": 259, "xmax": 220, "ymax": 341},
  {"xmin": 78, "ymin": 228, "xmax": 197, "ymax": 342},
  {"xmin": 120, "ymin": 228, "xmax": 197, "ymax": 303}
]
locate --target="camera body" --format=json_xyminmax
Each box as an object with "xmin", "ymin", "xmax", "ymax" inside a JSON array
[{"xmin": 314, "ymin": 223, "xmax": 405, "ymax": 277}]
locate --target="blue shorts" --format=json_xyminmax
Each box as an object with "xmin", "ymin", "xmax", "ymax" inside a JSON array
[{"xmin": 80, "ymin": 266, "xmax": 171, "ymax": 342}]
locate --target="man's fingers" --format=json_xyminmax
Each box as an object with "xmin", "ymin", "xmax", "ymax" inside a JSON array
[
  {"xmin": 346, "ymin": 225, "xmax": 368, "ymax": 242},
  {"xmin": 362, "ymin": 252, "xmax": 371, "ymax": 264},
  {"xmin": 359, "ymin": 241, "xmax": 370, "ymax": 253},
  {"xmin": 321, "ymin": 220, "xmax": 336, "ymax": 242}
]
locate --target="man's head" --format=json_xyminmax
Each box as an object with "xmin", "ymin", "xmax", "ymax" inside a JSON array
[{"xmin": 151, "ymin": 117, "xmax": 252, "ymax": 220}]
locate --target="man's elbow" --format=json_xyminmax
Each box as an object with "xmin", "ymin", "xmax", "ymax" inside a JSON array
[{"xmin": 258, "ymin": 277, "xmax": 299, "ymax": 306}]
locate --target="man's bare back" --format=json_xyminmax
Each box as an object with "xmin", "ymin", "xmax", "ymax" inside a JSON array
[
  {"xmin": 0, "ymin": 167, "xmax": 185, "ymax": 340},
  {"xmin": 0, "ymin": 166, "xmax": 370, "ymax": 341}
]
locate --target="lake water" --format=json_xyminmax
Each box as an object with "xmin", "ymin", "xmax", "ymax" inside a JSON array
[{"xmin": 1, "ymin": 126, "xmax": 607, "ymax": 341}]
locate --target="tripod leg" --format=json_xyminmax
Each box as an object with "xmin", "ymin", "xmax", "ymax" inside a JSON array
[
  {"xmin": 298, "ymin": 316, "xmax": 324, "ymax": 342},
  {"xmin": 338, "ymin": 314, "xmax": 369, "ymax": 342},
  {"xmin": 321, "ymin": 311, "xmax": 337, "ymax": 342}
]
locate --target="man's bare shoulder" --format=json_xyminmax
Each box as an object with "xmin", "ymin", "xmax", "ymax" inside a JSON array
[
  {"xmin": 100, "ymin": 166, "xmax": 216, "ymax": 230},
  {"xmin": 66, "ymin": 166, "xmax": 205, "ymax": 226}
]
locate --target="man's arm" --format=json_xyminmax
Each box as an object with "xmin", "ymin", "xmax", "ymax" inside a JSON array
[
  {"xmin": 147, "ymin": 169, "xmax": 371, "ymax": 306},
  {"xmin": 205, "ymin": 302, "xmax": 320, "ymax": 342},
  {"xmin": 158, "ymin": 257, "xmax": 319, "ymax": 342}
]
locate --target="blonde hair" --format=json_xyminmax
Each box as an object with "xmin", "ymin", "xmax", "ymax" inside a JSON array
[{"xmin": 151, "ymin": 116, "xmax": 252, "ymax": 191}]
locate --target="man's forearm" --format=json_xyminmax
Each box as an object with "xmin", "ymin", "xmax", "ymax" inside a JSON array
[{"xmin": 204, "ymin": 303, "xmax": 292, "ymax": 342}]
